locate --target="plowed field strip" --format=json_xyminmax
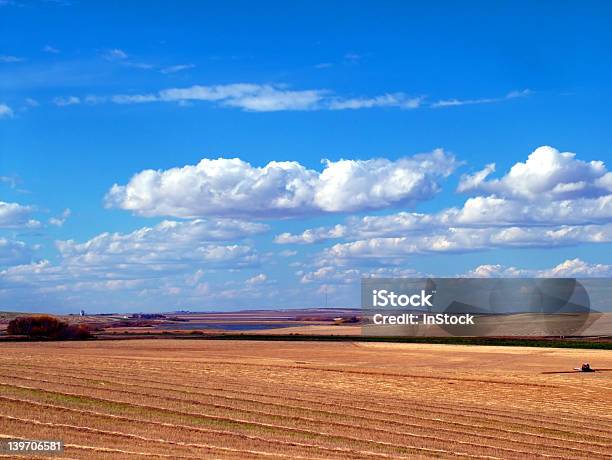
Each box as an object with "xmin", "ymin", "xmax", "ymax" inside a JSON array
[
  {"xmin": 0, "ymin": 413, "xmax": 505, "ymax": 460},
  {"xmin": 2, "ymin": 363, "xmax": 606, "ymax": 434},
  {"xmin": 1, "ymin": 382, "xmax": 570, "ymax": 459},
  {"xmin": 0, "ymin": 414, "xmax": 346, "ymax": 460},
  {"xmin": 1, "ymin": 371, "xmax": 609, "ymax": 446},
  {"xmin": 0, "ymin": 396, "xmax": 423, "ymax": 460},
  {"xmin": 1, "ymin": 394, "xmax": 608, "ymax": 460},
  {"xmin": 2, "ymin": 370, "xmax": 610, "ymax": 458}
]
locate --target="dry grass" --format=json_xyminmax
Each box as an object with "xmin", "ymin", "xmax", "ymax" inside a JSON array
[{"xmin": 0, "ymin": 340, "xmax": 611, "ymax": 459}]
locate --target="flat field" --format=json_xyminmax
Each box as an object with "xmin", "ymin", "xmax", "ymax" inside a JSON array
[{"xmin": 0, "ymin": 340, "xmax": 610, "ymax": 459}]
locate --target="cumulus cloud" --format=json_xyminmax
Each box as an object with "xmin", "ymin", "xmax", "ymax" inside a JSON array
[
  {"xmin": 0, "ymin": 202, "xmax": 39, "ymax": 228},
  {"xmin": 0, "ymin": 219, "xmax": 264, "ymax": 310},
  {"xmin": 324, "ymin": 223, "xmax": 612, "ymax": 260},
  {"xmin": 457, "ymin": 146, "xmax": 609, "ymax": 200},
  {"xmin": 0, "ymin": 238, "xmax": 33, "ymax": 266},
  {"xmin": 299, "ymin": 265, "xmax": 422, "ymax": 285},
  {"xmin": 467, "ymin": 258, "xmax": 612, "ymax": 278},
  {"xmin": 456, "ymin": 163, "xmax": 496, "ymax": 193},
  {"xmin": 0, "ymin": 103, "xmax": 13, "ymax": 118},
  {"xmin": 246, "ymin": 273, "xmax": 267, "ymax": 285},
  {"xmin": 55, "ymin": 219, "xmax": 266, "ymax": 271},
  {"xmin": 277, "ymin": 146, "xmax": 612, "ymax": 253},
  {"xmin": 48, "ymin": 208, "xmax": 71, "ymax": 227},
  {"xmin": 276, "ymin": 194, "xmax": 612, "ymax": 244},
  {"xmin": 541, "ymin": 258, "xmax": 612, "ymax": 277},
  {"xmin": 106, "ymin": 150, "xmax": 457, "ymax": 218},
  {"xmin": 275, "ymin": 225, "xmax": 347, "ymax": 244}
]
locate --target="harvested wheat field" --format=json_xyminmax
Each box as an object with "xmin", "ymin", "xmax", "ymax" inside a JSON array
[{"xmin": 0, "ymin": 340, "xmax": 611, "ymax": 459}]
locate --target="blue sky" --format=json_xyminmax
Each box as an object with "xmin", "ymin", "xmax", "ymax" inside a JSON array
[{"xmin": 1, "ymin": 1, "xmax": 612, "ymax": 313}]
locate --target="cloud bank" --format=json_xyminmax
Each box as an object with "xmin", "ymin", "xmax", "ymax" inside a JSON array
[{"xmin": 106, "ymin": 150, "xmax": 457, "ymax": 218}]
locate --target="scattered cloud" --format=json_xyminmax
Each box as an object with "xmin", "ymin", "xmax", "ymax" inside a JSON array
[
  {"xmin": 106, "ymin": 83, "xmax": 327, "ymax": 111},
  {"xmin": 54, "ymin": 84, "xmax": 533, "ymax": 112},
  {"xmin": 105, "ymin": 150, "xmax": 457, "ymax": 218},
  {"xmin": 457, "ymin": 146, "xmax": 609, "ymax": 199},
  {"xmin": 0, "ymin": 219, "xmax": 265, "ymax": 310},
  {"xmin": 160, "ymin": 64, "xmax": 195, "ymax": 74},
  {"xmin": 314, "ymin": 63, "xmax": 332, "ymax": 69},
  {"xmin": 48, "ymin": 208, "xmax": 71, "ymax": 227},
  {"xmin": 124, "ymin": 61, "xmax": 154, "ymax": 70},
  {"xmin": 0, "ymin": 238, "xmax": 33, "ymax": 267},
  {"xmin": 432, "ymin": 89, "xmax": 532, "ymax": 108},
  {"xmin": 0, "ymin": 201, "xmax": 39, "ymax": 228},
  {"xmin": 24, "ymin": 98, "xmax": 39, "ymax": 107},
  {"xmin": 328, "ymin": 93, "xmax": 423, "ymax": 110},
  {"xmin": 0, "ymin": 103, "xmax": 14, "ymax": 118},
  {"xmin": 0, "ymin": 55, "xmax": 24, "ymax": 63},
  {"xmin": 275, "ymin": 147, "xmax": 612, "ymax": 261},
  {"xmin": 466, "ymin": 258, "xmax": 612, "ymax": 278},
  {"xmin": 344, "ymin": 52, "xmax": 361, "ymax": 63},
  {"xmin": 55, "ymin": 219, "xmax": 262, "ymax": 272},
  {"xmin": 43, "ymin": 45, "xmax": 60, "ymax": 54},
  {"xmin": 246, "ymin": 273, "xmax": 267, "ymax": 285},
  {"xmin": 102, "ymin": 48, "xmax": 128, "ymax": 61},
  {"xmin": 53, "ymin": 96, "xmax": 80, "ymax": 106},
  {"xmin": 324, "ymin": 223, "xmax": 612, "ymax": 260}
]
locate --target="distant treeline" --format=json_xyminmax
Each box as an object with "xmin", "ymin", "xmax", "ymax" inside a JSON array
[{"xmin": 7, "ymin": 315, "xmax": 92, "ymax": 340}]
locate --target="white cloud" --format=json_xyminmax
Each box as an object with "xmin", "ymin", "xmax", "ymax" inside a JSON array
[
  {"xmin": 457, "ymin": 146, "xmax": 608, "ymax": 199},
  {"xmin": 53, "ymin": 96, "xmax": 80, "ymax": 106},
  {"xmin": 43, "ymin": 45, "xmax": 60, "ymax": 54},
  {"xmin": 103, "ymin": 48, "xmax": 128, "ymax": 60},
  {"xmin": 0, "ymin": 55, "xmax": 24, "ymax": 63},
  {"xmin": 0, "ymin": 238, "xmax": 33, "ymax": 266},
  {"xmin": 456, "ymin": 163, "xmax": 496, "ymax": 193},
  {"xmin": 275, "ymin": 225, "xmax": 347, "ymax": 244},
  {"xmin": 25, "ymin": 98, "xmax": 39, "ymax": 107},
  {"xmin": 48, "ymin": 208, "xmax": 71, "ymax": 227},
  {"xmin": 105, "ymin": 151, "xmax": 457, "ymax": 218},
  {"xmin": 108, "ymin": 83, "xmax": 327, "ymax": 112},
  {"xmin": 124, "ymin": 62, "xmax": 154, "ymax": 70},
  {"xmin": 300, "ymin": 265, "xmax": 421, "ymax": 285},
  {"xmin": 0, "ymin": 202, "xmax": 39, "ymax": 228},
  {"xmin": 432, "ymin": 89, "xmax": 531, "ymax": 108},
  {"xmin": 0, "ymin": 103, "xmax": 14, "ymax": 118},
  {"xmin": 246, "ymin": 273, "xmax": 267, "ymax": 285},
  {"xmin": 328, "ymin": 93, "xmax": 423, "ymax": 110},
  {"xmin": 0, "ymin": 219, "xmax": 264, "ymax": 307},
  {"xmin": 276, "ymin": 146, "xmax": 612, "ymax": 249},
  {"xmin": 540, "ymin": 258, "xmax": 612, "ymax": 277},
  {"xmin": 55, "ymin": 82, "xmax": 531, "ymax": 113},
  {"xmin": 276, "ymin": 194, "xmax": 612, "ymax": 244},
  {"xmin": 467, "ymin": 258, "xmax": 612, "ymax": 278},
  {"xmin": 160, "ymin": 64, "xmax": 195, "ymax": 74},
  {"xmin": 56, "ymin": 218, "xmax": 266, "ymax": 269},
  {"xmin": 325, "ymin": 223, "xmax": 612, "ymax": 260}
]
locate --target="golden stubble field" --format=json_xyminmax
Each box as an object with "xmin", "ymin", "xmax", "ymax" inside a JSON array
[{"xmin": 0, "ymin": 340, "xmax": 610, "ymax": 459}]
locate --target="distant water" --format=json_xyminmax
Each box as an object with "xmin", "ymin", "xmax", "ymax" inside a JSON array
[{"xmin": 158, "ymin": 322, "xmax": 301, "ymax": 331}]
